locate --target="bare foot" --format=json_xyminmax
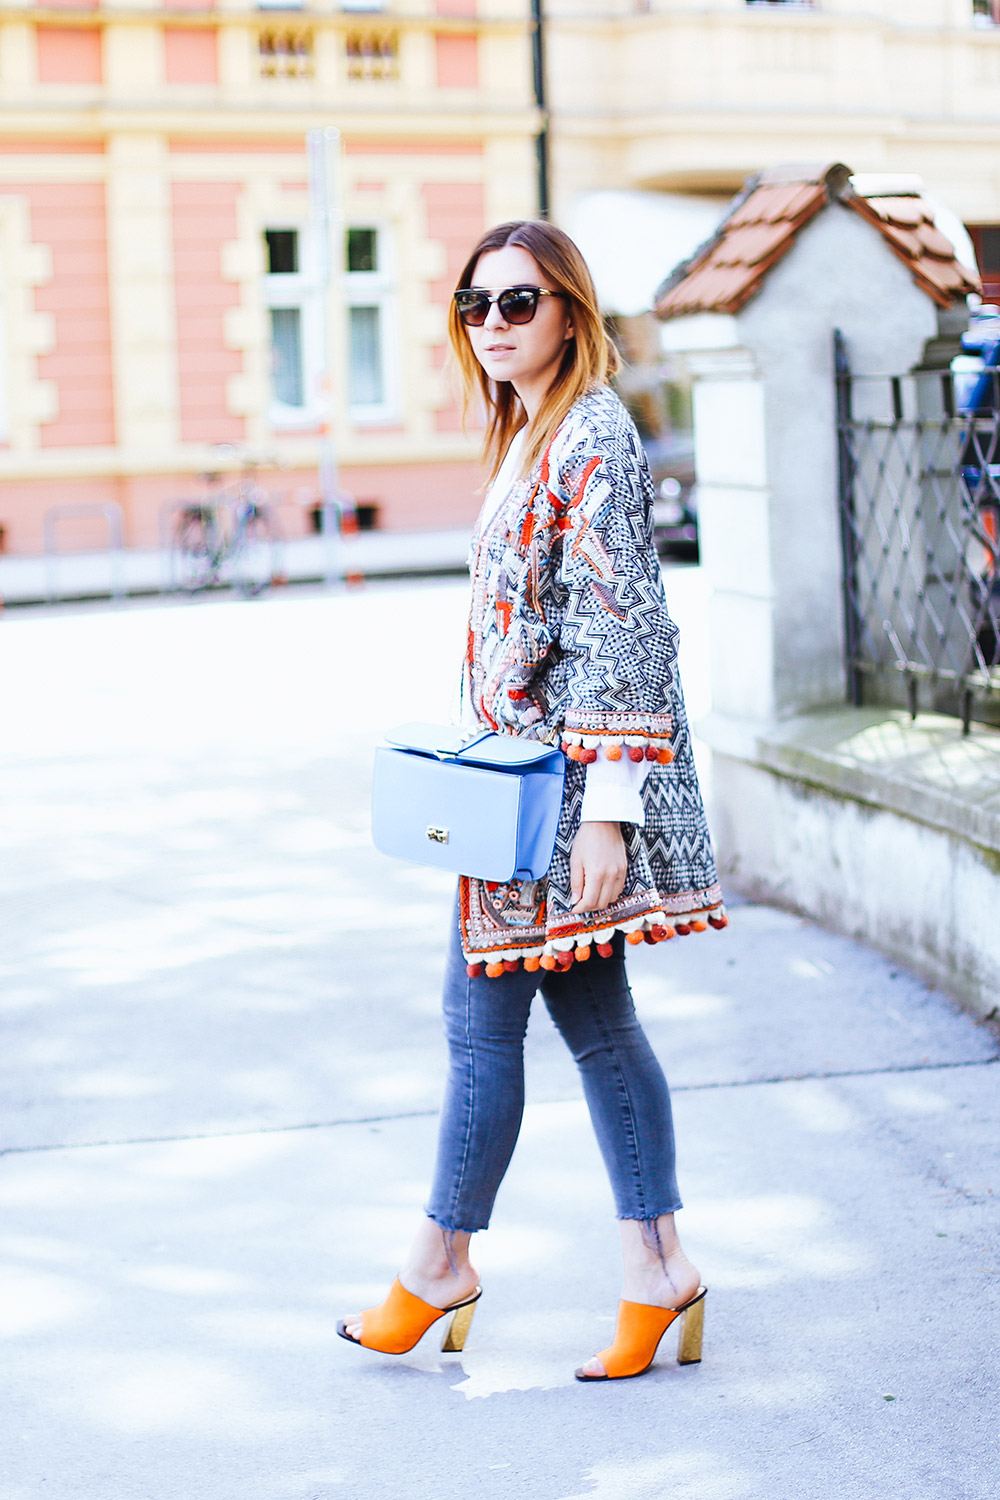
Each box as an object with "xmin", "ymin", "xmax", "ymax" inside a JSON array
[
  {"xmin": 341, "ymin": 1220, "xmax": 479, "ymax": 1343},
  {"xmin": 578, "ymin": 1217, "xmax": 701, "ymax": 1379}
]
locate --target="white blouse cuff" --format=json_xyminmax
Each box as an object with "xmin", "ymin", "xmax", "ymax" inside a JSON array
[{"xmin": 580, "ymin": 752, "xmax": 648, "ymax": 826}]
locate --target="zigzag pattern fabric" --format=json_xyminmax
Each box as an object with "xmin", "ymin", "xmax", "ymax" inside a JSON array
[{"xmin": 460, "ymin": 385, "xmax": 725, "ymax": 977}]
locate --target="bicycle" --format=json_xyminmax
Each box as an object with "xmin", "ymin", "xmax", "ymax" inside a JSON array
[{"xmin": 171, "ymin": 452, "xmax": 282, "ymax": 597}]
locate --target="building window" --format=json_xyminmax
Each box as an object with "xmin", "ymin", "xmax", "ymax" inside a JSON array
[
  {"xmin": 263, "ymin": 227, "xmax": 321, "ymax": 427},
  {"xmin": 974, "ymin": 0, "xmax": 1000, "ymax": 23},
  {"xmin": 345, "ymin": 225, "xmax": 396, "ymax": 422},
  {"xmin": 346, "ymin": 31, "xmax": 399, "ymax": 81},
  {"xmin": 258, "ymin": 26, "xmax": 314, "ymax": 79}
]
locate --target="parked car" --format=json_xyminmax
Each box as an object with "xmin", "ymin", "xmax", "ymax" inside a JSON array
[{"xmin": 642, "ymin": 433, "xmax": 699, "ymax": 561}]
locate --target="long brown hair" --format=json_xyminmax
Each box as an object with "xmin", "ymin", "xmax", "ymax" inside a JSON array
[{"xmin": 447, "ymin": 220, "xmax": 619, "ymax": 481}]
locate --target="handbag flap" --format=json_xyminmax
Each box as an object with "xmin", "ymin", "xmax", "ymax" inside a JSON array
[{"xmin": 384, "ymin": 721, "xmax": 560, "ymax": 771}]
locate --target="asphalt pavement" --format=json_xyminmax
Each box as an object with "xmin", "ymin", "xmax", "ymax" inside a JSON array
[{"xmin": 1, "ymin": 575, "xmax": 997, "ymax": 1500}]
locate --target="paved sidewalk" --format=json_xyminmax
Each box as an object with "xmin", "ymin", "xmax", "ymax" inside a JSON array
[{"xmin": 1, "ymin": 579, "xmax": 997, "ymax": 1500}]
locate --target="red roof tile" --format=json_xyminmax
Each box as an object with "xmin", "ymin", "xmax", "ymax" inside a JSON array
[
  {"xmin": 655, "ymin": 162, "xmax": 980, "ymax": 320},
  {"xmin": 845, "ymin": 192, "xmax": 979, "ymax": 309}
]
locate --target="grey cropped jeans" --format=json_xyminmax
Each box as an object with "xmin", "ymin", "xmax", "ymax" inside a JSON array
[{"xmin": 425, "ymin": 899, "xmax": 682, "ymax": 1234}]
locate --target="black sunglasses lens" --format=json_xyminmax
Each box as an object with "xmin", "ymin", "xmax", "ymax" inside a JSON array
[
  {"xmin": 498, "ymin": 289, "xmax": 539, "ymax": 324},
  {"xmin": 455, "ymin": 291, "xmax": 489, "ymax": 325}
]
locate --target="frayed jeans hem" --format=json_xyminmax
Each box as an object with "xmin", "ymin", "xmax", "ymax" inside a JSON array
[
  {"xmin": 424, "ymin": 1208, "xmax": 488, "ymax": 1236},
  {"xmin": 616, "ymin": 1203, "xmax": 683, "ymax": 1222}
]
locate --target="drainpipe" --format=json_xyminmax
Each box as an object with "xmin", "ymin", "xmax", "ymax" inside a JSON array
[{"xmin": 531, "ymin": 0, "xmax": 550, "ymax": 219}]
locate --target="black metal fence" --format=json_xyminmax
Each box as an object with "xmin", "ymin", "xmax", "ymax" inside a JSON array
[{"xmin": 835, "ymin": 331, "xmax": 1000, "ymax": 733}]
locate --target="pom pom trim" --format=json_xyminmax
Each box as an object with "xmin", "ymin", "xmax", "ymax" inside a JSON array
[
  {"xmin": 560, "ymin": 730, "xmax": 674, "ymax": 765},
  {"xmin": 464, "ymin": 905, "xmax": 728, "ymax": 977}
]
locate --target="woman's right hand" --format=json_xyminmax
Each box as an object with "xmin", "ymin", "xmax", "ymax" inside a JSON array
[{"xmin": 569, "ymin": 821, "xmax": 628, "ymax": 913}]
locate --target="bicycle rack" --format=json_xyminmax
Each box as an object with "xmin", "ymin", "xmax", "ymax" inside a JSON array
[{"xmin": 42, "ymin": 502, "xmax": 127, "ymax": 603}]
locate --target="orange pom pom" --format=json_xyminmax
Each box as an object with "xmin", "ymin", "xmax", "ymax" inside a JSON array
[
  {"xmin": 485, "ymin": 962, "xmax": 505, "ymax": 978},
  {"xmin": 524, "ymin": 956, "xmax": 541, "ymax": 972},
  {"xmin": 576, "ymin": 945, "xmax": 591, "ymax": 961},
  {"xmin": 663, "ymin": 925, "xmax": 676, "ymax": 939},
  {"xmin": 567, "ymin": 745, "xmax": 583, "ymax": 762},
  {"xmin": 657, "ymin": 749, "xmax": 673, "ymax": 765},
  {"xmin": 625, "ymin": 930, "xmax": 644, "ymax": 945},
  {"xmin": 690, "ymin": 920, "xmax": 708, "ymax": 933},
  {"xmin": 597, "ymin": 941, "xmax": 614, "ymax": 958},
  {"xmin": 604, "ymin": 744, "xmax": 622, "ymax": 761},
  {"xmin": 540, "ymin": 954, "xmax": 557, "ymax": 971}
]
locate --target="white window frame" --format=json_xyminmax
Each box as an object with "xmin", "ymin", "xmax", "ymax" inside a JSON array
[
  {"xmin": 341, "ymin": 0, "xmax": 386, "ymax": 12},
  {"xmin": 344, "ymin": 222, "xmax": 398, "ymax": 426},
  {"xmin": 263, "ymin": 224, "xmax": 324, "ymax": 431}
]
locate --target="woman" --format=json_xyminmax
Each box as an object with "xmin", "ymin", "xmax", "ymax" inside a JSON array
[{"xmin": 339, "ymin": 221, "xmax": 725, "ymax": 1381}]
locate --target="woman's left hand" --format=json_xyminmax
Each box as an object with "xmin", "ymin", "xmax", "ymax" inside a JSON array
[{"xmin": 570, "ymin": 821, "xmax": 628, "ymax": 914}]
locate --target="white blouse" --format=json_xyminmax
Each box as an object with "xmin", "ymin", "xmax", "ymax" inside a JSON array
[{"xmin": 469, "ymin": 430, "xmax": 648, "ymax": 827}]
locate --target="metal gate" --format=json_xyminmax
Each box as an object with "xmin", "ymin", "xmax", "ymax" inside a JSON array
[{"xmin": 835, "ymin": 330, "xmax": 1000, "ymax": 733}]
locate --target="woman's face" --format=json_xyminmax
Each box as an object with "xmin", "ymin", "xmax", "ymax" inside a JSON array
[{"xmin": 462, "ymin": 245, "xmax": 575, "ymax": 410}]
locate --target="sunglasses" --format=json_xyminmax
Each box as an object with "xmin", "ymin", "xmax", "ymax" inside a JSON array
[{"xmin": 453, "ymin": 286, "xmax": 564, "ymax": 327}]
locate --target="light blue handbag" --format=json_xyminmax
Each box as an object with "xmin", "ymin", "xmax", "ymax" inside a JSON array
[{"xmin": 371, "ymin": 722, "xmax": 565, "ymax": 882}]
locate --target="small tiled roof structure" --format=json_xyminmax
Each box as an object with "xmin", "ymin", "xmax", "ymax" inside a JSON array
[{"xmin": 654, "ymin": 163, "xmax": 980, "ymax": 320}]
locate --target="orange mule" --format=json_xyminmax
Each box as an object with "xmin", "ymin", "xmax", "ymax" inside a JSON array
[
  {"xmin": 337, "ymin": 1277, "xmax": 482, "ymax": 1355},
  {"xmin": 575, "ymin": 1286, "xmax": 707, "ymax": 1381}
]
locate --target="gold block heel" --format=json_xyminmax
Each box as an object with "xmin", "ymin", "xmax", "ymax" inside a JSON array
[
  {"xmin": 676, "ymin": 1290, "xmax": 705, "ymax": 1365},
  {"xmin": 441, "ymin": 1297, "xmax": 477, "ymax": 1352}
]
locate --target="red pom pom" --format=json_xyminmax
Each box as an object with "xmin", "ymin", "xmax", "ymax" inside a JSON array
[
  {"xmin": 556, "ymin": 950, "xmax": 574, "ymax": 969},
  {"xmin": 643, "ymin": 929, "xmax": 657, "ymax": 944},
  {"xmin": 645, "ymin": 745, "xmax": 659, "ymax": 761},
  {"xmin": 466, "ymin": 963, "xmax": 483, "ymax": 978},
  {"xmin": 503, "ymin": 959, "xmax": 520, "ymax": 972},
  {"xmin": 650, "ymin": 926, "xmax": 668, "ymax": 941},
  {"xmin": 597, "ymin": 942, "xmax": 614, "ymax": 958},
  {"xmin": 674, "ymin": 923, "xmax": 691, "ymax": 936},
  {"xmin": 485, "ymin": 962, "xmax": 505, "ymax": 978},
  {"xmin": 580, "ymin": 747, "xmax": 598, "ymax": 764},
  {"xmin": 628, "ymin": 746, "xmax": 645, "ymax": 763},
  {"xmin": 709, "ymin": 914, "xmax": 729, "ymax": 929}
]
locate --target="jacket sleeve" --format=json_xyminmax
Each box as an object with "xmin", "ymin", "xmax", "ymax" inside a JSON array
[{"xmin": 551, "ymin": 435, "xmax": 679, "ymax": 768}]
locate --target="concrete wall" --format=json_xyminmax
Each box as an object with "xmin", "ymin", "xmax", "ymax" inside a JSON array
[{"xmin": 663, "ymin": 199, "xmax": 1000, "ymax": 1021}]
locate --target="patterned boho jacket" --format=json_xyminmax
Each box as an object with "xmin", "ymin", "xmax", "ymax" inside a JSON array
[{"xmin": 460, "ymin": 384, "xmax": 726, "ymax": 976}]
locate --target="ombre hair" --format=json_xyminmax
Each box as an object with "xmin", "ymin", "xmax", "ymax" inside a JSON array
[{"xmin": 447, "ymin": 220, "xmax": 620, "ymax": 482}]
